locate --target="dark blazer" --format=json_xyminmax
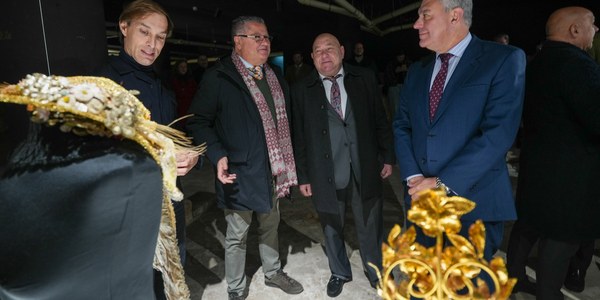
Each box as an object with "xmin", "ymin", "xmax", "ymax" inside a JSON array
[
  {"xmin": 98, "ymin": 52, "xmax": 176, "ymax": 126},
  {"xmin": 291, "ymin": 63, "xmax": 394, "ymax": 214},
  {"xmin": 393, "ymin": 35, "xmax": 526, "ymax": 222},
  {"xmin": 186, "ymin": 56, "xmax": 291, "ymax": 213},
  {"xmin": 517, "ymin": 41, "xmax": 600, "ymax": 240}
]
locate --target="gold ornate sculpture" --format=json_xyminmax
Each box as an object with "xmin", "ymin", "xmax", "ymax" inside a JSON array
[
  {"xmin": 371, "ymin": 188, "xmax": 516, "ymax": 299},
  {"xmin": 0, "ymin": 73, "xmax": 206, "ymax": 300}
]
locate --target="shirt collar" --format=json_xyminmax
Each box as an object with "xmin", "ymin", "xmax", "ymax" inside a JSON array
[
  {"xmin": 318, "ymin": 66, "xmax": 345, "ymax": 80},
  {"xmin": 438, "ymin": 32, "xmax": 472, "ymax": 59},
  {"xmin": 239, "ymin": 55, "xmax": 261, "ymax": 68}
]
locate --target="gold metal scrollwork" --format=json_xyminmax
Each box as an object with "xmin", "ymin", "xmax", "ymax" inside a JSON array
[{"xmin": 371, "ymin": 188, "xmax": 516, "ymax": 299}]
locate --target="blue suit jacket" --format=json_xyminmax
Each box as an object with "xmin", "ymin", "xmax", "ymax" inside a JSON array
[{"xmin": 393, "ymin": 36, "xmax": 526, "ymax": 222}]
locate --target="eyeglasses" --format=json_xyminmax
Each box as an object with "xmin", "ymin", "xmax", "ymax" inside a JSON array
[{"xmin": 235, "ymin": 34, "xmax": 273, "ymax": 43}]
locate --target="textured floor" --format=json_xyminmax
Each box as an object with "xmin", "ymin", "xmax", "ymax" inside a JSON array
[{"xmin": 180, "ymin": 160, "xmax": 600, "ymax": 300}]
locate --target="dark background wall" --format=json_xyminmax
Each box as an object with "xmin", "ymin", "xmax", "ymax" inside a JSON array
[
  {"xmin": 0, "ymin": 0, "xmax": 106, "ymax": 171},
  {"xmin": 296, "ymin": 0, "xmax": 600, "ymax": 71},
  {"xmin": 2, "ymin": 0, "xmax": 600, "ymax": 170},
  {"xmin": 1, "ymin": 0, "xmax": 106, "ymax": 83}
]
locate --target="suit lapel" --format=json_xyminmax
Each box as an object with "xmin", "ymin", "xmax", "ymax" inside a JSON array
[
  {"xmin": 310, "ymin": 71, "xmax": 348, "ymax": 121},
  {"xmin": 431, "ymin": 37, "xmax": 483, "ymax": 125},
  {"xmin": 344, "ymin": 71, "xmax": 361, "ymax": 121},
  {"xmin": 220, "ymin": 63, "xmax": 265, "ymax": 126},
  {"xmin": 306, "ymin": 72, "xmax": 333, "ymax": 113},
  {"xmin": 420, "ymin": 55, "xmax": 436, "ymax": 127}
]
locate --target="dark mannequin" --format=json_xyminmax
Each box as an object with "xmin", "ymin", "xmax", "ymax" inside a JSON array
[{"xmin": 0, "ymin": 124, "xmax": 163, "ymax": 299}]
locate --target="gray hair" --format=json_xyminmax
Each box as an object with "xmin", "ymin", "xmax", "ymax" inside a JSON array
[
  {"xmin": 441, "ymin": 0, "xmax": 473, "ymax": 27},
  {"xmin": 231, "ymin": 16, "xmax": 266, "ymax": 39}
]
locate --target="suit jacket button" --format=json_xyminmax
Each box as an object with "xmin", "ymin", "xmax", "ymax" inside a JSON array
[
  {"xmin": 322, "ymin": 129, "xmax": 327, "ymax": 135},
  {"xmin": 421, "ymin": 158, "xmax": 426, "ymax": 164},
  {"xmin": 325, "ymin": 153, "xmax": 330, "ymax": 158},
  {"xmin": 328, "ymin": 178, "xmax": 333, "ymax": 183},
  {"xmin": 320, "ymin": 105, "xmax": 325, "ymax": 109}
]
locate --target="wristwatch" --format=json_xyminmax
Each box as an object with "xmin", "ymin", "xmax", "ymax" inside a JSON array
[{"xmin": 435, "ymin": 177, "xmax": 454, "ymax": 196}]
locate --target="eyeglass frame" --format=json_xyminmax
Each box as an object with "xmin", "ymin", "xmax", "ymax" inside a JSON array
[{"xmin": 235, "ymin": 34, "xmax": 273, "ymax": 43}]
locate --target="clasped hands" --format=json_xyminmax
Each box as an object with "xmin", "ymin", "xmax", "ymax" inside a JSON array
[{"xmin": 406, "ymin": 175, "xmax": 438, "ymax": 200}]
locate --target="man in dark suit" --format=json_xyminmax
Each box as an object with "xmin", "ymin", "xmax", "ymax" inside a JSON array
[
  {"xmin": 291, "ymin": 33, "xmax": 394, "ymax": 297},
  {"xmin": 186, "ymin": 16, "xmax": 303, "ymax": 300},
  {"xmin": 346, "ymin": 42, "xmax": 379, "ymax": 79},
  {"xmin": 285, "ymin": 51, "xmax": 313, "ymax": 85},
  {"xmin": 393, "ymin": 0, "xmax": 526, "ymax": 261},
  {"xmin": 507, "ymin": 6, "xmax": 600, "ymax": 299}
]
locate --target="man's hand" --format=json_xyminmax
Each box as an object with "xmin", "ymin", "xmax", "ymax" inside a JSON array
[
  {"xmin": 407, "ymin": 176, "xmax": 437, "ymax": 200},
  {"xmin": 299, "ymin": 184, "xmax": 312, "ymax": 197},
  {"xmin": 216, "ymin": 157, "xmax": 237, "ymax": 184},
  {"xmin": 407, "ymin": 175, "xmax": 424, "ymax": 188},
  {"xmin": 380, "ymin": 164, "xmax": 393, "ymax": 179},
  {"xmin": 176, "ymin": 151, "xmax": 199, "ymax": 176}
]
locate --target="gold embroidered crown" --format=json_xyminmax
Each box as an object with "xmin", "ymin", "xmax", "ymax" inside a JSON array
[{"xmin": 0, "ymin": 73, "xmax": 205, "ymax": 201}]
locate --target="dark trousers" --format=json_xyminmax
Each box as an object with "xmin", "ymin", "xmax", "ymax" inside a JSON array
[
  {"xmin": 506, "ymin": 219, "xmax": 539, "ymax": 282},
  {"xmin": 506, "ymin": 220, "xmax": 594, "ymax": 299},
  {"xmin": 536, "ymin": 238, "xmax": 581, "ymax": 300},
  {"xmin": 317, "ymin": 178, "xmax": 383, "ymax": 284}
]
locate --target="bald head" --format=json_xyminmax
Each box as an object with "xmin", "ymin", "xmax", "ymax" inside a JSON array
[
  {"xmin": 311, "ymin": 33, "xmax": 345, "ymax": 77},
  {"xmin": 313, "ymin": 33, "xmax": 341, "ymax": 49},
  {"xmin": 546, "ymin": 6, "xmax": 598, "ymax": 50}
]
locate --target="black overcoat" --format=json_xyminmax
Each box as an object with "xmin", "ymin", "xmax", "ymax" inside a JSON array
[
  {"xmin": 291, "ymin": 63, "xmax": 394, "ymax": 214},
  {"xmin": 517, "ymin": 41, "xmax": 600, "ymax": 240},
  {"xmin": 186, "ymin": 56, "xmax": 291, "ymax": 213},
  {"xmin": 98, "ymin": 52, "xmax": 177, "ymax": 126}
]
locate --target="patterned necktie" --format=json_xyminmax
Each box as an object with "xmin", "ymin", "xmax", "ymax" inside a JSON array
[
  {"xmin": 429, "ymin": 53, "xmax": 453, "ymax": 121},
  {"xmin": 323, "ymin": 74, "xmax": 343, "ymax": 118},
  {"xmin": 248, "ymin": 65, "xmax": 263, "ymax": 80}
]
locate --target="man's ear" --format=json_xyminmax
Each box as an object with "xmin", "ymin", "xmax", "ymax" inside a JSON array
[
  {"xmin": 119, "ymin": 21, "xmax": 129, "ymax": 37},
  {"xmin": 451, "ymin": 8, "xmax": 464, "ymax": 23},
  {"xmin": 340, "ymin": 45, "xmax": 345, "ymax": 58},
  {"xmin": 569, "ymin": 24, "xmax": 579, "ymax": 37},
  {"xmin": 233, "ymin": 36, "xmax": 241, "ymax": 50}
]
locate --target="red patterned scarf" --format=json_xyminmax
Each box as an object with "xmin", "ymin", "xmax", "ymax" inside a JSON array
[{"xmin": 231, "ymin": 52, "xmax": 298, "ymax": 198}]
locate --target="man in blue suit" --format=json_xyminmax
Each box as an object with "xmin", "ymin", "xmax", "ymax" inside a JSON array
[{"xmin": 393, "ymin": 0, "xmax": 526, "ymax": 260}]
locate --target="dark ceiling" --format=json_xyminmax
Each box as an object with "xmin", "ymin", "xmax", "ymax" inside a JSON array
[
  {"xmin": 103, "ymin": 0, "xmax": 422, "ymax": 60},
  {"xmin": 102, "ymin": 0, "xmax": 600, "ymax": 65}
]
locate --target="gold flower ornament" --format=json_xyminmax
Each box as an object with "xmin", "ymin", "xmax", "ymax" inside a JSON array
[{"xmin": 371, "ymin": 188, "xmax": 517, "ymax": 299}]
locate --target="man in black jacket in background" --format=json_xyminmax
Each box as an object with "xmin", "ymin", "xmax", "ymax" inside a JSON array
[{"xmin": 506, "ymin": 6, "xmax": 600, "ymax": 299}]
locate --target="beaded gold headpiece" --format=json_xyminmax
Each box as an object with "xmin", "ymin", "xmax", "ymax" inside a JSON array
[
  {"xmin": 0, "ymin": 73, "xmax": 205, "ymax": 300},
  {"xmin": 371, "ymin": 188, "xmax": 517, "ymax": 299},
  {"xmin": 0, "ymin": 73, "xmax": 204, "ymax": 200}
]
